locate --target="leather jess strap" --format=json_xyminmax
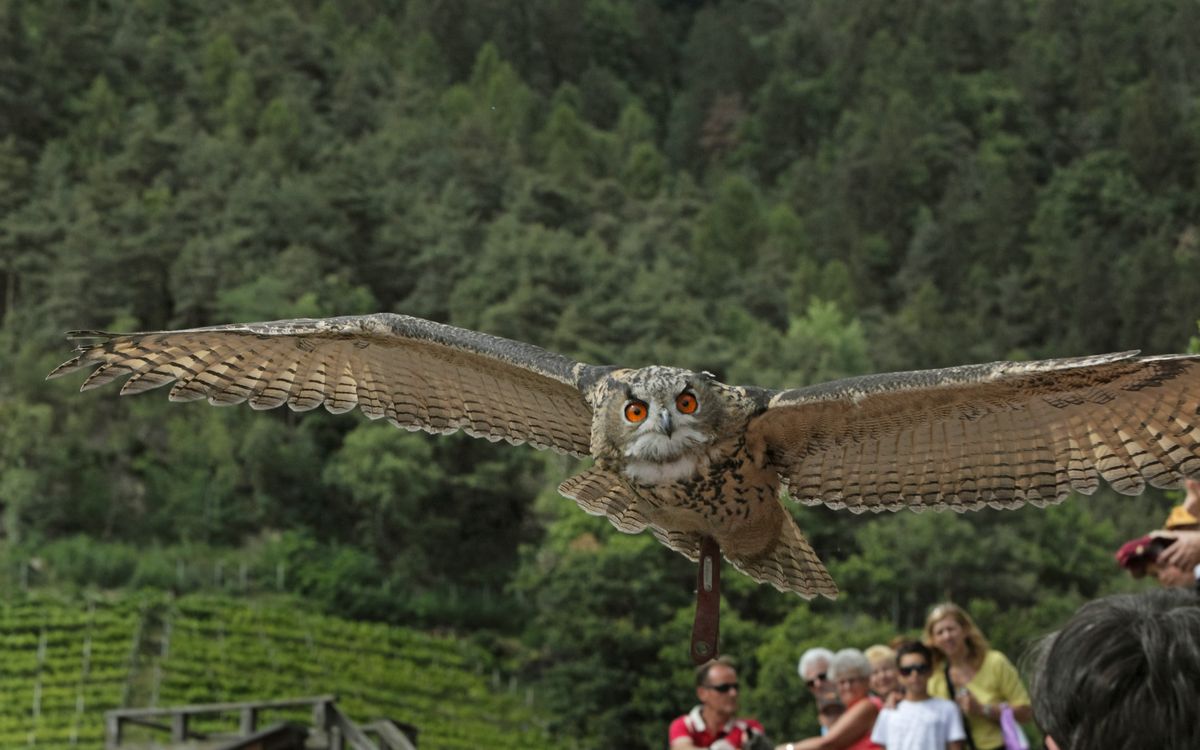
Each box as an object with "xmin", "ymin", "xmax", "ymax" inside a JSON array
[{"xmin": 690, "ymin": 536, "xmax": 722, "ymax": 665}]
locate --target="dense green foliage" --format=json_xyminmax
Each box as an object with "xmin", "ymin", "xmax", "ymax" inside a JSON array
[{"xmin": 3, "ymin": 0, "xmax": 1200, "ymax": 747}]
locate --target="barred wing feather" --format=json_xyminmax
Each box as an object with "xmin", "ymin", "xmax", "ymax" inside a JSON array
[
  {"xmin": 48, "ymin": 313, "xmax": 598, "ymax": 456},
  {"xmin": 747, "ymin": 352, "xmax": 1200, "ymax": 512}
]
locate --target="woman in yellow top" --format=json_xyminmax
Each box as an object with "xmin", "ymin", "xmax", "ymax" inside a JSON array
[{"xmin": 923, "ymin": 603, "xmax": 1032, "ymax": 750}]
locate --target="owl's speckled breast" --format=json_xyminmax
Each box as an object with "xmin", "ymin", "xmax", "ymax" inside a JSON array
[{"xmin": 619, "ymin": 437, "xmax": 783, "ymax": 542}]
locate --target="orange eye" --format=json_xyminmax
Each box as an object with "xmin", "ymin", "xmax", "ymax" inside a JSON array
[
  {"xmin": 676, "ymin": 392, "xmax": 698, "ymax": 414},
  {"xmin": 624, "ymin": 401, "xmax": 649, "ymax": 423}
]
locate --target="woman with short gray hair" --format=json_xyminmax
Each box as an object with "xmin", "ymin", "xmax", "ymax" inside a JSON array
[
  {"xmin": 775, "ymin": 648, "xmax": 882, "ymax": 750},
  {"xmin": 827, "ymin": 649, "xmax": 873, "ymax": 683}
]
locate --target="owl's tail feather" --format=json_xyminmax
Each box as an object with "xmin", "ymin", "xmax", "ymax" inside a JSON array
[
  {"xmin": 728, "ymin": 514, "xmax": 839, "ymax": 600},
  {"xmin": 559, "ymin": 468, "xmax": 839, "ymax": 599}
]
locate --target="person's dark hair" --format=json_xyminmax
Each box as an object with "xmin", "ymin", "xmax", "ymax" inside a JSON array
[
  {"xmin": 695, "ymin": 656, "xmax": 737, "ymax": 687},
  {"xmin": 894, "ymin": 640, "xmax": 932, "ymax": 665},
  {"xmin": 1028, "ymin": 588, "xmax": 1200, "ymax": 749}
]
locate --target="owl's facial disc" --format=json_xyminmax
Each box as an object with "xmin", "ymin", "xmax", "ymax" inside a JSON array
[{"xmin": 622, "ymin": 389, "xmax": 707, "ymax": 464}]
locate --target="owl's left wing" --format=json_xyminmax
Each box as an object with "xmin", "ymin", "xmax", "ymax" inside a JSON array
[
  {"xmin": 745, "ymin": 351, "xmax": 1200, "ymax": 512},
  {"xmin": 48, "ymin": 313, "xmax": 606, "ymax": 456}
]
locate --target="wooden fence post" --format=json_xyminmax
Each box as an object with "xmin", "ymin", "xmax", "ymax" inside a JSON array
[
  {"xmin": 104, "ymin": 714, "xmax": 122, "ymax": 750},
  {"xmin": 239, "ymin": 706, "xmax": 257, "ymax": 735}
]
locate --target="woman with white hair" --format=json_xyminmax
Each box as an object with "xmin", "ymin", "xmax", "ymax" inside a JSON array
[
  {"xmin": 776, "ymin": 648, "xmax": 883, "ymax": 750},
  {"xmin": 798, "ymin": 647, "xmax": 835, "ymax": 690},
  {"xmin": 798, "ymin": 647, "xmax": 840, "ymax": 733}
]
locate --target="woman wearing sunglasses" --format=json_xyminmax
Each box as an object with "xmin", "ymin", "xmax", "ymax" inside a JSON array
[
  {"xmin": 776, "ymin": 648, "xmax": 882, "ymax": 750},
  {"xmin": 799, "ymin": 647, "xmax": 841, "ymax": 736}
]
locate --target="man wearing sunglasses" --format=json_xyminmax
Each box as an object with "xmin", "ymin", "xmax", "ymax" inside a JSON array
[
  {"xmin": 670, "ymin": 657, "xmax": 769, "ymax": 749},
  {"xmin": 870, "ymin": 642, "xmax": 965, "ymax": 750}
]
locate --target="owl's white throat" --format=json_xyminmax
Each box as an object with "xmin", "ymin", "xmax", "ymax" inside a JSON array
[
  {"xmin": 622, "ymin": 455, "xmax": 701, "ymax": 484},
  {"xmin": 621, "ymin": 428, "xmax": 707, "ymax": 484}
]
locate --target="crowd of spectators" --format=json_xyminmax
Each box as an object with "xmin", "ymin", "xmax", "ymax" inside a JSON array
[
  {"xmin": 672, "ymin": 586, "xmax": 1200, "ymax": 750},
  {"xmin": 764, "ymin": 601, "xmax": 1028, "ymax": 750},
  {"xmin": 670, "ymin": 491, "xmax": 1200, "ymax": 749}
]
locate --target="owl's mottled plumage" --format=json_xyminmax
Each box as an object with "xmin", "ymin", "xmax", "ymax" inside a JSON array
[{"xmin": 48, "ymin": 313, "xmax": 1200, "ymax": 598}]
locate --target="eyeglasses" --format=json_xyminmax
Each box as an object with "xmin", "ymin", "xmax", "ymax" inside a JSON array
[
  {"xmin": 804, "ymin": 673, "xmax": 828, "ymax": 688},
  {"xmin": 704, "ymin": 682, "xmax": 739, "ymax": 693},
  {"xmin": 898, "ymin": 664, "xmax": 931, "ymax": 676}
]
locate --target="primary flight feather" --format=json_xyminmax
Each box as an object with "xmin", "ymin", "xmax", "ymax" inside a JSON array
[{"xmin": 48, "ymin": 313, "xmax": 1200, "ymax": 598}]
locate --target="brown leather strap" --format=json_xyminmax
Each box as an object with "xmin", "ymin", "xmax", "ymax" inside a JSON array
[{"xmin": 690, "ymin": 536, "xmax": 721, "ymax": 665}]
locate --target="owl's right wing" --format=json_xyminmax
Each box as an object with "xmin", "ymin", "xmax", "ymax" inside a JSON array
[
  {"xmin": 48, "ymin": 313, "xmax": 610, "ymax": 457},
  {"xmin": 745, "ymin": 352, "xmax": 1200, "ymax": 512}
]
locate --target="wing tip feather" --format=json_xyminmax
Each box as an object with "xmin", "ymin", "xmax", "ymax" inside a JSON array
[{"xmin": 46, "ymin": 359, "xmax": 85, "ymax": 381}]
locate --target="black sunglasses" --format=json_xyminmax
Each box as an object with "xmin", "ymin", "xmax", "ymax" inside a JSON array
[
  {"xmin": 804, "ymin": 672, "xmax": 828, "ymax": 688},
  {"xmin": 704, "ymin": 682, "xmax": 739, "ymax": 693},
  {"xmin": 898, "ymin": 664, "xmax": 931, "ymax": 676}
]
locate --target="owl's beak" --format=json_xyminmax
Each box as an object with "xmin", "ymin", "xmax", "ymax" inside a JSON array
[{"xmin": 656, "ymin": 410, "xmax": 673, "ymax": 437}]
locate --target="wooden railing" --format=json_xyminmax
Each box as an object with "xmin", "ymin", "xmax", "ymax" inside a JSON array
[{"xmin": 104, "ymin": 694, "xmax": 417, "ymax": 750}]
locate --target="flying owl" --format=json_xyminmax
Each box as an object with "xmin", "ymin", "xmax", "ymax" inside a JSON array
[{"xmin": 47, "ymin": 313, "xmax": 1200, "ymax": 599}]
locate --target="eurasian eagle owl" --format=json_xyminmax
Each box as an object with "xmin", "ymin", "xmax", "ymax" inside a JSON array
[{"xmin": 48, "ymin": 313, "xmax": 1200, "ymax": 598}]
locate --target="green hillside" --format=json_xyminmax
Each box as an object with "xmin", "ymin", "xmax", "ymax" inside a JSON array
[{"xmin": 0, "ymin": 593, "xmax": 550, "ymax": 749}]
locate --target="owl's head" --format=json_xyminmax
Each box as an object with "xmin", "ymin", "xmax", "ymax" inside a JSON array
[{"xmin": 593, "ymin": 367, "xmax": 732, "ymax": 475}]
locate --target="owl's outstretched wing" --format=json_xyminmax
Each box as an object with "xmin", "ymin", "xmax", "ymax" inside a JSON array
[
  {"xmin": 745, "ymin": 351, "xmax": 1200, "ymax": 512},
  {"xmin": 48, "ymin": 313, "xmax": 605, "ymax": 456}
]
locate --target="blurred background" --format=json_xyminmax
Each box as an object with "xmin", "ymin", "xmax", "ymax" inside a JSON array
[{"xmin": 2, "ymin": 0, "xmax": 1199, "ymax": 747}]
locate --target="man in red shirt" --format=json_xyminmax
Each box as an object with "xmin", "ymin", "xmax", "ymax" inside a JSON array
[{"xmin": 670, "ymin": 657, "xmax": 768, "ymax": 749}]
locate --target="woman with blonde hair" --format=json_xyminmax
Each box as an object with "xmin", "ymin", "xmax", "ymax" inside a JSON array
[
  {"xmin": 862, "ymin": 644, "xmax": 902, "ymax": 708},
  {"xmin": 923, "ymin": 603, "xmax": 1031, "ymax": 750}
]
